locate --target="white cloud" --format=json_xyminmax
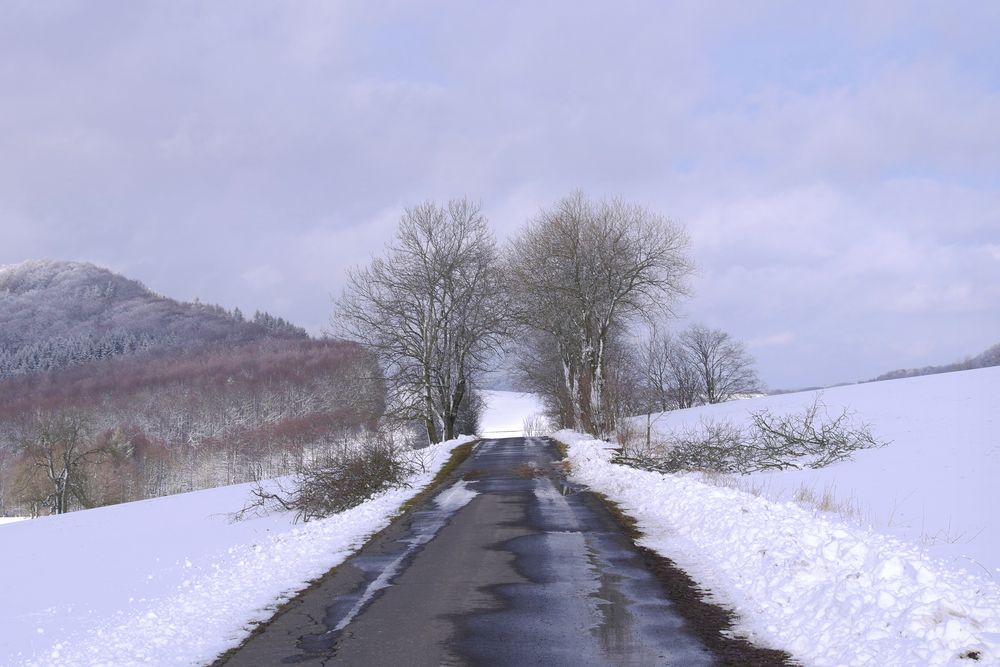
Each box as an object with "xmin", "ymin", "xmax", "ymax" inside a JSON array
[
  {"xmin": 0, "ymin": 1, "xmax": 998, "ymax": 388},
  {"xmin": 749, "ymin": 332, "xmax": 796, "ymax": 349},
  {"xmin": 241, "ymin": 265, "xmax": 284, "ymax": 291}
]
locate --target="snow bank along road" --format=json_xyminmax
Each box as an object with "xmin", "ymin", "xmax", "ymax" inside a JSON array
[
  {"xmin": 218, "ymin": 437, "xmax": 787, "ymax": 666},
  {"xmin": 558, "ymin": 429, "xmax": 1000, "ymax": 666}
]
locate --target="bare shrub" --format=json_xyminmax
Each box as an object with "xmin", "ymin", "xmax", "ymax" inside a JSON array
[
  {"xmin": 237, "ymin": 430, "xmax": 416, "ymax": 523},
  {"xmin": 614, "ymin": 417, "xmax": 748, "ymax": 473},
  {"xmin": 522, "ymin": 413, "xmax": 550, "ymax": 438},
  {"xmin": 614, "ymin": 396, "xmax": 887, "ymax": 475},
  {"xmin": 750, "ymin": 398, "xmax": 885, "ymax": 469},
  {"xmin": 617, "ymin": 428, "xmax": 670, "ymax": 461},
  {"xmin": 614, "ymin": 418, "xmax": 639, "ymax": 449}
]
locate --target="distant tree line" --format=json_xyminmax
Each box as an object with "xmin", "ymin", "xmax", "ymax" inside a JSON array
[
  {"xmin": 0, "ymin": 309, "xmax": 305, "ymax": 381},
  {"xmin": 869, "ymin": 342, "xmax": 1000, "ymax": 383}
]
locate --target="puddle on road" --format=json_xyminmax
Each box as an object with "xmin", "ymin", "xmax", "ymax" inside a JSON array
[{"xmin": 457, "ymin": 447, "xmax": 715, "ymax": 666}]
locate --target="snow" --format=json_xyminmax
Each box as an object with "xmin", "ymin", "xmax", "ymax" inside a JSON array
[
  {"xmin": 433, "ymin": 479, "xmax": 478, "ymax": 512},
  {"xmin": 330, "ymin": 477, "xmax": 478, "ymax": 634},
  {"xmin": 479, "ymin": 389, "xmax": 548, "ymax": 437},
  {"xmin": 0, "ymin": 517, "xmax": 28, "ymax": 526},
  {"xmin": 0, "ymin": 435, "xmax": 476, "ymax": 667},
  {"xmin": 632, "ymin": 366, "xmax": 1000, "ymax": 577},
  {"xmin": 557, "ymin": 367, "xmax": 1000, "ymax": 666}
]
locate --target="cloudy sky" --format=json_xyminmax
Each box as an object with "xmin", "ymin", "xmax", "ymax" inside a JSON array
[{"xmin": 1, "ymin": 1, "xmax": 998, "ymax": 389}]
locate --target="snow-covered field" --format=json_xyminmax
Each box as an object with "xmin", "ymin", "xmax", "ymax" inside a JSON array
[
  {"xmin": 479, "ymin": 389, "xmax": 548, "ymax": 438},
  {"xmin": 558, "ymin": 366, "xmax": 1000, "ymax": 666},
  {"xmin": 634, "ymin": 367, "xmax": 1000, "ymax": 576},
  {"xmin": 0, "ymin": 435, "xmax": 475, "ymax": 667}
]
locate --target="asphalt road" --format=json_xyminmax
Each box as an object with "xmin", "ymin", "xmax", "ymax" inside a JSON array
[{"xmin": 217, "ymin": 437, "xmax": 776, "ymax": 666}]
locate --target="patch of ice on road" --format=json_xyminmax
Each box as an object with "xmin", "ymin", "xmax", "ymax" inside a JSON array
[
  {"xmin": 434, "ymin": 480, "xmax": 478, "ymax": 512},
  {"xmin": 334, "ymin": 477, "xmax": 480, "ymax": 633},
  {"xmin": 533, "ymin": 477, "xmax": 582, "ymax": 531}
]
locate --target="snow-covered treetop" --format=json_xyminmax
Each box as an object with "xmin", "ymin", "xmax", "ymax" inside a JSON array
[
  {"xmin": 0, "ymin": 259, "xmax": 148, "ymax": 298},
  {"xmin": 0, "ymin": 259, "xmax": 307, "ymax": 376}
]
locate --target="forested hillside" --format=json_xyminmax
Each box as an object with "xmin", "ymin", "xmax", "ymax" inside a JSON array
[
  {"xmin": 0, "ymin": 261, "xmax": 384, "ymax": 517},
  {"xmin": 0, "ymin": 260, "xmax": 305, "ymax": 378},
  {"xmin": 0, "ymin": 338, "xmax": 382, "ymax": 516}
]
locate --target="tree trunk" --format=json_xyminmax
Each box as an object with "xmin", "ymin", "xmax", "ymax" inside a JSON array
[
  {"xmin": 589, "ymin": 340, "xmax": 607, "ymax": 437},
  {"xmin": 444, "ymin": 378, "xmax": 466, "ymax": 441},
  {"xmin": 423, "ymin": 361, "xmax": 440, "ymax": 444},
  {"xmin": 561, "ymin": 358, "xmax": 582, "ymax": 431},
  {"xmin": 424, "ymin": 402, "xmax": 439, "ymax": 444},
  {"xmin": 55, "ymin": 477, "xmax": 68, "ymax": 514}
]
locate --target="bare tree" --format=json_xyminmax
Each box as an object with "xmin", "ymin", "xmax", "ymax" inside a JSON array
[
  {"xmin": 638, "ymin": 330, "xmax": 674, "ymax": 414},
  {"xmin": 638, "ymin": 327, "xmax": 702, "ymax": 412},
  {"xmin": 16, "ymin": 409, "xmax": 108, "ymax": 514},
  {"xmin": 634, "ymin": 328, "xmax": 699, "ymax": 450},
  {"xmin": 512, "ymin": 329, "xmax": 574, "ymax": 427},
  {"xmin": 667, "ymin": 343, "xmax": 702, "ymax": 409},
  {"xmin": 680, "ymin": 324, "xmax": 760, "ymax": 404},
  {"xmin": 509, "ymin": 192, "xmax": 692, "ymax": 435},
  {"xmin": 336, "ymin": 199, "xmax": 508, "ymax": 444}
]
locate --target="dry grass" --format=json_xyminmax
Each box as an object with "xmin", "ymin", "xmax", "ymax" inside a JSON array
[
  {"xmin": 550, "ymin": 440, "xmax": 573, "ymax": 475},
  {"xmin": 696, "ymin": 471, "xmax": 767, "ymax": 497},
  {"xmin": 791, "ymin": 483, "xmax": 869, "ymax": 523},
  {"xmin": 696, "ymin": 474, "xmax": 877, "ymax": 527},
  {"xmin": 512, "ymin": 462, "xmax": 544, "ymax": 478}
]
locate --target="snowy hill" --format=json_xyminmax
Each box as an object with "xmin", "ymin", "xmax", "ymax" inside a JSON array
[
  {"xmin": 0, "ymin": 260, "xmax": 305, "ymax": 378},
  {"xmin": 558, "ymin": 366, "xmax": 1000, "ymax": 665},
  {"xmin": 634, "ymin": 366, "xmax": 1000, "ymax": 576}
]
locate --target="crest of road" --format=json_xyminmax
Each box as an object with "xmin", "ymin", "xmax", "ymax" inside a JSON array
[{"xmin": 217, "ymin": 437, "xmax": 780, "ymax": 666}]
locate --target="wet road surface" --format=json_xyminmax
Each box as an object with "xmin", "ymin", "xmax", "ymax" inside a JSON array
[{"xmin": 218, "ymin": 437, "xmax": 721, "ymax": 666}]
